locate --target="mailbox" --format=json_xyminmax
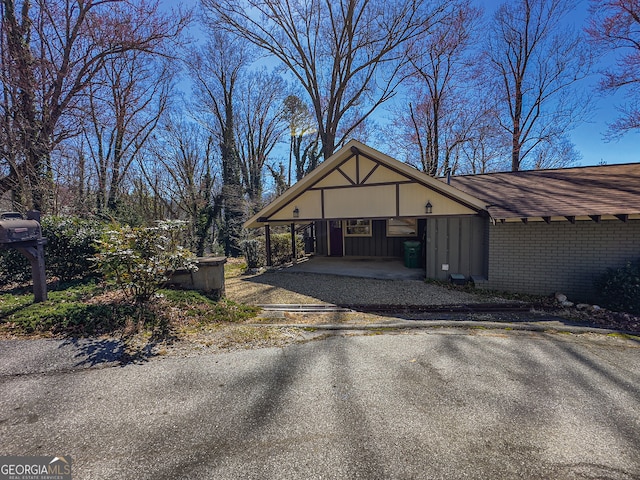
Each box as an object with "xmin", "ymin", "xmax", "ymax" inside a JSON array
[{"xmin": 0, "ymin": 213, "xmax": 42, "ymax": 243}]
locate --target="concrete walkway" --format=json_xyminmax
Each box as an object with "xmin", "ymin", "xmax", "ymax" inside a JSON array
[{"xmin": 277, "ymin": 256, "xmax": 425, "ymax": 280}]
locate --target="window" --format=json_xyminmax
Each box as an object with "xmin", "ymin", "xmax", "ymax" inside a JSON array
[
  {"xmin": 387, "ymin": 218, "xmax": 417, "ymax": 237},
  {"xmin": 344, "ymin": 219, "xmax": 371, "ymax": 236}
]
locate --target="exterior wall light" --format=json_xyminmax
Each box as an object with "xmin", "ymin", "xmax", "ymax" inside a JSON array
[
  {"xmin": 425, "ymin": 201, "xmax": 433, "ymax": 214},
  {"xmin": 293, "ymin": 206, "xmax": 300, "ymax": 218}
]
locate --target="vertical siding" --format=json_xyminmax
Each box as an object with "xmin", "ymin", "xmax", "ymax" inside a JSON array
[
  {"xmin": 315, "ymin": 221, "xmax": 328, "ymax": 255},
  {"xmin": 425, "ymin": 216, "xmax": 488, "ymax": 280},
  {"xmin": 487, "ymin": 219, "xmax": 640, "ymax": 301}
]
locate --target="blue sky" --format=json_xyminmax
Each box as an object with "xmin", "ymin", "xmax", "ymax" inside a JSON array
[
  {"xmin": 478, "ymin": 0, "xmax": 639, "ymax": 166},
  {"xmin": 568, "ymin": 89, "xmax": 640, "ymax": 166},
  {"xmin": 174, "ymin": 0, "xmax": 638, "ymax": 167}
]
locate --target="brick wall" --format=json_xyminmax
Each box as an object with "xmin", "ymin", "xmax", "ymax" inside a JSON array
[{"xmin": 487, "ymin": 219, "xmax": 640, "ymax": 301}]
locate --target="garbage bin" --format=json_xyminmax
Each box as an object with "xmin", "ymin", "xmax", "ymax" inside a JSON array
[{"xmin": 403, "ymin": 240, "xmax": 421, "ymax": 268}]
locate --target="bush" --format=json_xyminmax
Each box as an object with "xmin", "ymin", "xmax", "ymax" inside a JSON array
[
  {"xmin": 271, "ymin": 233, "xmax": 304, "ymax": 265},
  {"xmin": 41, "ymin": 216, "xmax": 105, "ymax": 281},
  {"xmin": 0, "ymin": 247, "xmax": 30, "ymax": 284},
  {"xmin": 0, "ymin": 216, "xmax": 105, "ymax": 284},
  {"xmin": 594, "ymin": 259, "xmax": 640, "ymax": 314},
  {"xmin": 241, "ymin": 239, "xmax": 261, "ymax": 269},
  {"xmin": 93, "ymin": 220, "xmax": 197, "ymax": 304},
  {"xmin": 241, "ymin": 233, "xmax": 304, "ymax": 268}
]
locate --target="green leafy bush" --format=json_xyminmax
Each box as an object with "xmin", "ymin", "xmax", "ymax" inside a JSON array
[
  {"xmin": 93, "ymin": 220, "xmax": 197, "ymax": 304},
  {"xmin": 594, "ymin": 259, "xmax": 640, "ymax": 314},
  {"xmin": 241, "ymin": 233, "xmax": 304, "ymax": 267},
  {"xmin": 41, "ymin": 216, "xmax": 105, "ymax": 281},
  {"xmin": 0, "ymin": 248, "xmax": 31, "ymax": 283},
  {"xmin": 242, "ymin": 239, "xmax": 261, "ymax": 269},
  {"xmin": 0, "ymin": 216, "xmax": 105, "ymax": 283}
]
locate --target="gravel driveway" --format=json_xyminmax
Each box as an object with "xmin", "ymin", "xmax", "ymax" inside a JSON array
[{"xmin": 225, "ymin": 271, "xmax": 501, "ymax": 306}]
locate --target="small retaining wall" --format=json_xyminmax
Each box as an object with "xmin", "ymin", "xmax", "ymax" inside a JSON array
[
  {"xmin": 168, "ymin": 256, "xmax": 226, "ymax": 299},
  {"xmin": 487, "ymin": 220, "xmax": 640, "ymax": 301}
]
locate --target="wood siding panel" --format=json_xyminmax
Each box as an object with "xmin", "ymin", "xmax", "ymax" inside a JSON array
[
  {"xmin": 364, "ymin": 165, "xmax": 410, "ymax": 184},
  {"xmin": 399, "ymin": 183, "xmax": 477, "ymax": 217},
  {"xmin": 425, "ymin": 216, "xmax": 487, "ymax": 280},
  {"xmin": 314, "ymin": 170, "xmax": 353, "ymax": 188},
  {"xmin": 358, "ymin": 157, "xmax": 377, "ymax": 182},
  {"xmin": 324, "ymin": 185, "xmax": 396, "ymax": 218},
  {"xmin": 270, "ymin": 190, "xmax": 323, "ymax": 221},
  {"xmin": 315, "ymin": 221, "xmax": 328, "ymax": 255}
]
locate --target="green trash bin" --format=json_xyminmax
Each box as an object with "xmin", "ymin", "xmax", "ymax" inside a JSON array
[{"xmin": 403, "ymin": 241, "xmax": 421, "ymax": 268}]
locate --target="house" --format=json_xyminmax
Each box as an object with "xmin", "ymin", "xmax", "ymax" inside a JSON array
[{"xmin": 245, "ymin": 140, "xmax": 640, "ymax": 301}]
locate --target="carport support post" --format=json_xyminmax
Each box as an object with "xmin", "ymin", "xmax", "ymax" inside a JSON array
[
  {"xmin": 265, "ymin": 224, "xmax": 272, "ymax": 267},
  {"xmin": 291, "ymin": 223, "xmax": 296, "ymax": 263}
]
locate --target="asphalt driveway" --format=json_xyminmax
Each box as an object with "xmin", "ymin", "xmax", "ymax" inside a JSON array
[{"xmin": 1, "ymin": 329, "xmax": 639, "ymax": 479}]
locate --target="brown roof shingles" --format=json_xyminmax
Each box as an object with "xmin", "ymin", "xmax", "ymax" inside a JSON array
[{"xmin": 447, "ymin": 163, "xmax": 640, "ymax": 220}]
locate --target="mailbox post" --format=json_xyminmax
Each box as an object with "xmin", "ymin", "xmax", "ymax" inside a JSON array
[{"xmin": 0, "ymin": 211, "xmax": 47, "ymax": 302}]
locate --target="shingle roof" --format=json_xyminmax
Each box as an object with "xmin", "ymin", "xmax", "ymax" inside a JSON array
[{"xmin": 448, "ymin": 163, "xmax": 640, "ymax": 221}]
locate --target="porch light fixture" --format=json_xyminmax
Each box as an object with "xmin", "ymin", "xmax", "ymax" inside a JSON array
[
  {"xmin": 425, "ymin": 201, "xmax": 433, "ymax": 214},
  {"xmin": 293, "ymin": 206, "xmax": 300, "ymax": 218}
]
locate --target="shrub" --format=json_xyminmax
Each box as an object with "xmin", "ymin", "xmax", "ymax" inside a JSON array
[
  {"xmin": 93, "ymin": 220, "xmax": 197, "ymax": 304},
  {"xmin": 594, "ymin": 259, "xmax": 640, "ymax": 314},
  {"xmin": 0, "ymin": 248, "xmax": 31, "ymax": 284},
  {"xmin": 41, "ymin": 216, "xmax": 105, "ymax": 281},
  {"xmin": 0, "ymin": 216, "xmax": 105, "ymax": 284},
  {"xmin": 241, "ymin": 233, "xmax": 304, "ymax": 268},
  {"xmin": 270, "ymin": 233, "xmax": 303, "ymax": 265},
  {"xmin": 242, "ymin": 239, "xmax": 262, "ymax": 269}
]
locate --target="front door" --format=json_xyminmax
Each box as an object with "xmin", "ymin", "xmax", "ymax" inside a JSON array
[{"xmin": 329, "ymin": 220, "xmax": 343, "ymax": 256}]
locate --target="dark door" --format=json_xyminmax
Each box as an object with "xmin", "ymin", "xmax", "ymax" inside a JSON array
[{"xmin": 329, "ymin": 221, "xmax": 343, "ymax": 256}]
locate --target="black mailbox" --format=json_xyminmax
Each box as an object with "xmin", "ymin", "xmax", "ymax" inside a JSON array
[{"xmin": 0, "ymin": 213, "xmax": 42, "ymax": 243}]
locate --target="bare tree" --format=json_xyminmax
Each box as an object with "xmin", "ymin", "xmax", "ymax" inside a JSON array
[
  {"xmin": 143, "ymin": 120, "xmax": 221, "ymax": 256},
  {"xmin": 0, "ymin": 0, "xmax": 188, "ymax": 212},
  {"xmin": 457, "ymin": 106, "xmax": 509, "ymax": 174},
  {"xmin": 283, "ymin": 95, "xmax": 321, "ymax": 184},
  {"xmin": 188, "ymin": 31, "xmax": 250, "ymax": 256},
  {"xmin": 204, "ymin": 0, "xmax": 443, "ymax": 160},
  {"xmin": 395, "ymin": 0, "xmax": 482, "ymax": 176},
  {"xmin": 487, "ymin": 0, "xmax": 592, "ymax": 171},
  {"xmin": 587, "ymin": 0, "xmax": 640, "ymax": 137},
  {"xmin": 236, "ymin": 69, "xmax": 288, "ymax": 210},
  {"xmin": 81, "ymin": 51, "xmax": 173, "ymax": 215}
]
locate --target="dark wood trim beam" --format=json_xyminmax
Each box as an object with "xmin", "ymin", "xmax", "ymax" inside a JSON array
[
  {"xmin": 615, "ymin": 214, "xmax": 629, "ymax": 223},
  {"xmin": 310, "ymin": 180, "xmax": 413, "ymax": 191},
  {"xmin": 265, "ymin": 225, "xmax": 272, "ymax": 267},
  {"xmin": 291, "ymin": 223, "xmax": 296, "ymax": 261},
  {"xmin": 336, "ymin": 167, "xmax": 356, "ymax": 185},
  {"xmin": 521, "ymin": 218, "xmax": 528, "ymax": 224},
  {"xmin": 542, "ymin": 216, "xmax": 551, "ymax": 224},
  {"xmin": 360, "ymin": 163, "xmax": 379, "ymax": 185},
  {"xmin": 589, "ymin": 215, "xmax": 601, "ymax": 223},
  {"xmin": 565, "ymin": 216, "xmax": 576, "ymax": 224}
]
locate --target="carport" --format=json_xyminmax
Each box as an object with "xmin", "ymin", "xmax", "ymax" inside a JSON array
[{"xmin": 244, "ymin": 140, "xmax": 488, "ymax": 280}]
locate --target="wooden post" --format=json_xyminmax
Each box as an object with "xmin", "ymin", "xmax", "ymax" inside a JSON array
[
  {"xmin": 265, "ymin": 224, "xmax": 272, "ymax": 267},
  {"xmin": 291, "ymin": 223, "xmax": 296, "ymax": 263},
  {"xmin": 16, "ymin": 239, "xmax": 48, "ymax": 303}
]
